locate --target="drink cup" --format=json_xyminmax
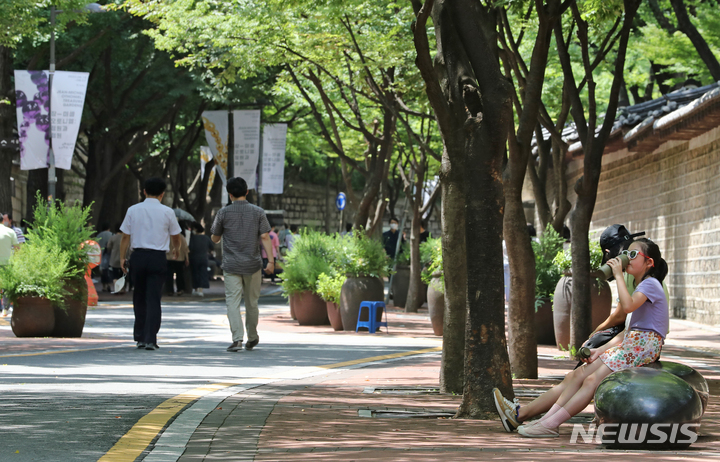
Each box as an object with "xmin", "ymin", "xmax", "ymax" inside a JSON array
[{"xmin": 598, "ymin": 253, "xmax": 629, "ymax": 280}]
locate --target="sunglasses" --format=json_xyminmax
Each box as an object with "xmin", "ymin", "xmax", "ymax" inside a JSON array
[{"xmin": 621, "ymin": 249, "xmax": 653, "ymax": 265}]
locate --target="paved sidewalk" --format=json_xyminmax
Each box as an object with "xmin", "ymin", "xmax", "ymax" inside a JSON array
[{"xmin": 173, "ymin": 317, "xmax": 720, "ymax": 461}]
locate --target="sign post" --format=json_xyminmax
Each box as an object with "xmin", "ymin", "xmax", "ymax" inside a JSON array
[{"xmin": 336, "ymin": 192, "xmax": 346, "ymax": 233}]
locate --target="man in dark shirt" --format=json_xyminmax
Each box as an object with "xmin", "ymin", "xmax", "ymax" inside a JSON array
[
  {"xmin": 211, "ymin": 177, "xmax": 274, "ymax": 352},
  {"xmin": 382, "ymin": 217, "xmax": 404, "ymax": 259}
]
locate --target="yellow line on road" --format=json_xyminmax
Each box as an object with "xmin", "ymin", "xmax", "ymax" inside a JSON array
[{"xmin": 98, "ymin": 345, "xmax": 442, "ymax": 462}]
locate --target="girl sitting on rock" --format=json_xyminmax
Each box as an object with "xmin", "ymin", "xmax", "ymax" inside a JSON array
[{"xmin": 493, "ymin": 238, "xmax": 669, "ymax": 437}]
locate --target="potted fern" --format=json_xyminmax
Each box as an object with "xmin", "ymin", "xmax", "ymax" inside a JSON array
[
  {"xmin": 0, "ymin": 242, "xmax": 82, "ymax": 337},
  {"xmin": 316, "ymin": 272, "xmax": 345, "ymax": 331},
  {"xmin": 280, "ymin": 230, "xmax": 336, "ymax": 326},
  {"xmin": 28, "ymin": 194, "xmax": 94, "ymax": 337},
  {"xmin": 531, "ymin": 226, "xmax": 564, "ymax": 345}
]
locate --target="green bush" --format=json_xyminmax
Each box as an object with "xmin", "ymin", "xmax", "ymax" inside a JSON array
[
  {"xmin": 395, "ymin": 241, "xmax": 410, "ymax": 266},
  {"xmin": 0, "ymin": 241, "xmax": 82, "ymax": 309},
  {"xmin": 338, "ymin": 232, "xmax": 389, "ymax": 278},
  {"xmin": 420, "ymin": 237, "xmax": 443, "ymax": 292},
  {"xmin": 552, "ymin": 238, "xmax": 604, "ymax": 273},
  {"xmin": 280, "ymin": 229, "xmax": 338, "ymax": 296},
  {"xmin": 28, "ymin": 193, "xmax": 95, "ymax": 278},
  {"xmin": 533, "ymin": 225, "xmax": 565, "ymax": 301},
  {"xmin": 316, "ymin": 272, "xmax": 344, "ymax": 305}
]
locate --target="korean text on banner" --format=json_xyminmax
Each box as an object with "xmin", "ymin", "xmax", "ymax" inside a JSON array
[
  {"xmin": 232, "ymin": 110, "xmax": 261, "ymax": 189},
  {"xmin": 261, "ymin": 124, "xmax": 287, "ymax": 195},
  {"xmin": 14, "ymin": 70, "xmax": 89, "ymax": 171},
  {"xmin": 201, "ymin": 111, "xmax": 228, "ymax": 183}
]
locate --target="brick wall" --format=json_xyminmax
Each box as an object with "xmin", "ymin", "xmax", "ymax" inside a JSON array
[{"xmin": 566, "ymin": 125, "xmax": 720, "ymax": 325}]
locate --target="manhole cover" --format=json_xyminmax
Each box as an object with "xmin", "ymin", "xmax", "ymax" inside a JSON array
[
  {"xmin": 358, "ymin": 409, "xmax": 456, "ymax": 418},
  {"xmin": 363, "ymin": 387, "xmax": 440, "ymax": 394}
]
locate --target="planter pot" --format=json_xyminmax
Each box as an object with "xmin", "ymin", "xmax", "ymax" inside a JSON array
[
  {"xmin": 426, "ymin": 278, "xmax": 444, "ymax": 336},
  {"xmin": 52, "ymin": 278, "xmax": 88, "ymax": 337},
  {"xmin": 289, "ymin": 295, "xmax": 297, "ymax": 320},
  {"xmin": 340, "ymin": 276, "xmax": 384, "ymax": 332},
  {"xmin": 553, "ymin": 276, "xmax": 613, "ymax": 350},
  {"xmin": 326, "ymin": 301, "xmax": 343, "ymax": 331},
  {"xmin": 391, "ymin": 266, "xmax": 410, "ymax": 308},
  {"xmin": 11, "ymin": 297, "xmax": 56, "ymax": 338},
  {"xmin": 535, "ymin": 297, "xmax": 555, "ymax": 345},
  {"xmin": 291, "ymin": 291, "xmax": 330, "ymax": 326}
]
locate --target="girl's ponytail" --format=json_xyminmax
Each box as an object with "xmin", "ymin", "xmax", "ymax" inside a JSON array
[{"xmin": 634, "ymin": 238, "xmax": 668, "ymax": 283}]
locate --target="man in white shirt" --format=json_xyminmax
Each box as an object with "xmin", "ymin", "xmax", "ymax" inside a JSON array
[
  {"xmin": 1, "ymin": 219, "xmax": 20, "ymax": 316},
  {"xmin": 119, "ymin": 178, "xmax": 182, "ymax": 350}
]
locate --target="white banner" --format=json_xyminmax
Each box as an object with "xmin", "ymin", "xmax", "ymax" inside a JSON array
[
  {"xmin": 15, "ymin": 70, "xmax": 88, "ymax": 170},
  {"xmin": 261, "ymin": 124, "xmax": 287, "ymax": 195},
  {"xmin": 202, "ymin": 111, "xmax": 229, "ymax": 182},
  {"xmin": 232, "ymin": 110, "xmax": 261, "ymax": 189}
]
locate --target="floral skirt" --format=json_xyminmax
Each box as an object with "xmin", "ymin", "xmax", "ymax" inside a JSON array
[{"xmin": 599, "ymin": 329, "xmax": 663, "ymax": 372}]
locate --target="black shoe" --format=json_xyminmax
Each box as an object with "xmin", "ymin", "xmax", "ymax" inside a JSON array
[
  {"xmin": 227, "ymin": 341, "xmax": 242, "ymax": 352},
  {"xmin": 245, "ymin": 338, "xmax": 259, "ymax": 351},
  {"xmin": 145, "ymin": 343, "xmax": 159, "ymax": 350},
  {"xmin": 136, "ymin": 342, "xmax": 146, "ymax": 349}
]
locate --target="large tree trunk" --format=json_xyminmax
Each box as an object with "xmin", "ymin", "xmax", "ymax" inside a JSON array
[
  {"xmin": 439, "ymin": 143, "xmax": 466, "ymax": 394},
  {"xmin": 0, "ymin": 46, "xmax": 15, "ymax": 214},
  {"xmin": 670, "ymin": 0, "xmax": 720, "ymax": 81}
]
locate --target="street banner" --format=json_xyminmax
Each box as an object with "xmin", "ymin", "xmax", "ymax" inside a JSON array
[
  {"xmin": 261, "ymin": 124, "xmax": 287, "ymax": 195},
  {"xmin": 15, "ymin": 70, "xmax": 89, "ymax": 170},
  {"xmin": 232, "ymin": 109, "xmax": 261, "ymax": 189},
  {"xmin": 201, "ymin": 111, "xmax": 228, "ymax": 183},
  {"xmin": 200, "ymin": 146, "xmax": 217, "ymax": 195}
]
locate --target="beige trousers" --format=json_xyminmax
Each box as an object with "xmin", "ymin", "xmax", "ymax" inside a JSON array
[{"xmin": 224, "ymin": 270, "xmax": 261, "ymax": 343}]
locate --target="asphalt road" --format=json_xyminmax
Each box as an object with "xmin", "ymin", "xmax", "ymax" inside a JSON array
[{"xmin": 0, "ymin": 296, "xmax": 439, "ymax": 461}]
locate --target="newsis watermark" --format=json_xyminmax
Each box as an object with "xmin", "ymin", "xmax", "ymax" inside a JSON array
[{"xmin": 570, "ymin": 423, "xmax": 699, "ymax": 445}]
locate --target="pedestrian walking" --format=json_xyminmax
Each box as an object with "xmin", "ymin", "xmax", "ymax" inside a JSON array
[
  {"xmin": 119, "ymin": 177, "xmax": 182, "ymax": 351},
  {"xmin": 166, "ymin": 227, "xmax": 189, "ymax": 296},
  {"xmin": 189, "ymin": 222, "xmax": 214, "ymax": 297},
  {"xmin": 96, "ymin": 223, "xmax": 113, "ymax": 292},
  {"xmin": 211, "ymin": 177, "xmax": 273, "ymax": 352},
  {"xmin": 2, "ymin": 212, "xmax": 25, "ymax": 244},
  {"xmin": 0, "ymin": 217, "xmax": 20, "ymax": 316}
]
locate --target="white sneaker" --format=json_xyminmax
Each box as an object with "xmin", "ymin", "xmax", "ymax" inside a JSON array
[{"xmin": 518, "ymin": 422, "xmax": 559, "ymax": 438}]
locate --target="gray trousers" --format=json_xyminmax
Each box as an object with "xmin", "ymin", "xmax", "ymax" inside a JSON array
[{"xmin": 224, "ymin": 270, "xmax": 261, "ymax": 343}]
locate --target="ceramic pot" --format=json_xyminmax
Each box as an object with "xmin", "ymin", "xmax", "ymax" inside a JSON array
[
  {"xmin": 291, "ymin": 291, "xmax": 329, "ymax": 326},
  {"xmin": 552, "ymin": 276, "xmax": 612, "ymax": 350},
  {"xmin": 326, "ymin": 301, "xmax": 343, "ymax": 331},
  {"xmin": 535, "ymin": 297, "xmax": 555, "ymax": 345},
  {"xmin": 11, "ymin": 297, "xmax": 55, "ymax": 337},
  {"xmin": 426, "ymin": 278, "xmax": 444, "ymax": 336},
  {"xmin": 340, "ymin": 276, "xmax": 384, "ymax": 332},
  {"xmin": 52, "ymin": 277, "xmax": 88, "ymax": 337}
]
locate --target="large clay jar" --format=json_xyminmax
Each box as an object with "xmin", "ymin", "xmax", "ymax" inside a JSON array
[
  {"xmin": 340, "ymin": 276, "xmax": 384, "ymax": 332},
  {"xmin": 391, "ymin": 266, "xmax": 410, "ymax": 308},
  {"xmin": 290, "ymin": 291, "xmax": 329, "ymax": 326},
  {"xmin": 11, "ymin": 297, "xmax": 56, "ymax": 337},
  {"xmin": 535, "ymin": 297, "xmax": 555, "ymax": 345},
  {"xmin": 52, "ymin": 277, "xmax": 89, "ymax": 337},
  {"xmin": 595, "ymin": 368, "xmax": 703, "ymax": 449},
  {"xmin": 426, "ymin": 278, "xmax": 444, "ymax": 336},
  {"xmin": 552, "ymin": 276, "xmax": 612, "ymax": 350},
  {"xmin": 326, "ymin": 301, "xmax": 343, "ymax": 331},
  {"xmin": 289, "ymin": 295, "xmax": 297, "ymax": 320}
]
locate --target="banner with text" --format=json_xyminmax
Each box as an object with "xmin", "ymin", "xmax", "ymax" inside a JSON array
[
  {"xmin": 232, "ymin": 110, "xmax": 261, "ymax": 189},
  {"xmin": 15, "ymin": 70, "xmax": 89, "ymax": 170},
  {"xmin": 201, "ymin": 111, "xmax": 229, "ymax": 183},
  {"xmin": 261, "ymin": 124, "xmax": 287, "ymax": 195}
]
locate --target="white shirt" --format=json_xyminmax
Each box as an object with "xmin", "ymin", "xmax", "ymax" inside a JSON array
[{"xmin": 120, "ymin": 198, "xmax": 182, "ymax": 251}]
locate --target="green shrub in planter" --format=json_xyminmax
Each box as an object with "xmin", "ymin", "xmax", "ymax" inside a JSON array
[
  {"xmin": 0, "ymin": 241, "xmax": 82, "ymax": 309},
  {"xmin": 28, "ymin": 193, "xmax": 95, "ymax": 278},
  {"xmin": 316, "ymin": 273, "xmax": 344, "ymax": 305},
  {"xmin": 280, "ymin": 230, "xmax": 338, "ymax": 297},
  {"xmin": 420, "ymin": 237, "xmax": 443, "ymax": 293},
  {"xmin": 395, "ymin": 241, "xmax": 410, "ymax": 266},
  {"xmin": 338, "ymin": 232, "xmax": 389, "ymax": 278}
]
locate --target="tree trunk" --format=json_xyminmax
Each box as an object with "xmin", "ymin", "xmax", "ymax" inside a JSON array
[
  {"xmin": 0, "ymin": 45, "xmax": 15, "ymax": 215},
  {"xmin": 670, "ymin": 0, "xmax": 720, "ymax": 81},
  {"xmin": 439, "ymin": 143, "xmax": 467, "ymax": 395},
  {"xmin": 404, "ymin": 195, "xmax": 423, "ymax": 313}
]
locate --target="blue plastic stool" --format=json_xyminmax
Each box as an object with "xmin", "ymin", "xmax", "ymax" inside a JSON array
[{"xmin": 356, "ymin": 301, "xmax": 388, "ymax": 333}]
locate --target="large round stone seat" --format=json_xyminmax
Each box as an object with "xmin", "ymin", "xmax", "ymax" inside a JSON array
[
  {"xmin": 645, "ymin": 360, "xmax": 709, "ymax": 412},
  {"xmin": 594, "ymin": 368, "xmax": 703, "ymax": 449}
]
